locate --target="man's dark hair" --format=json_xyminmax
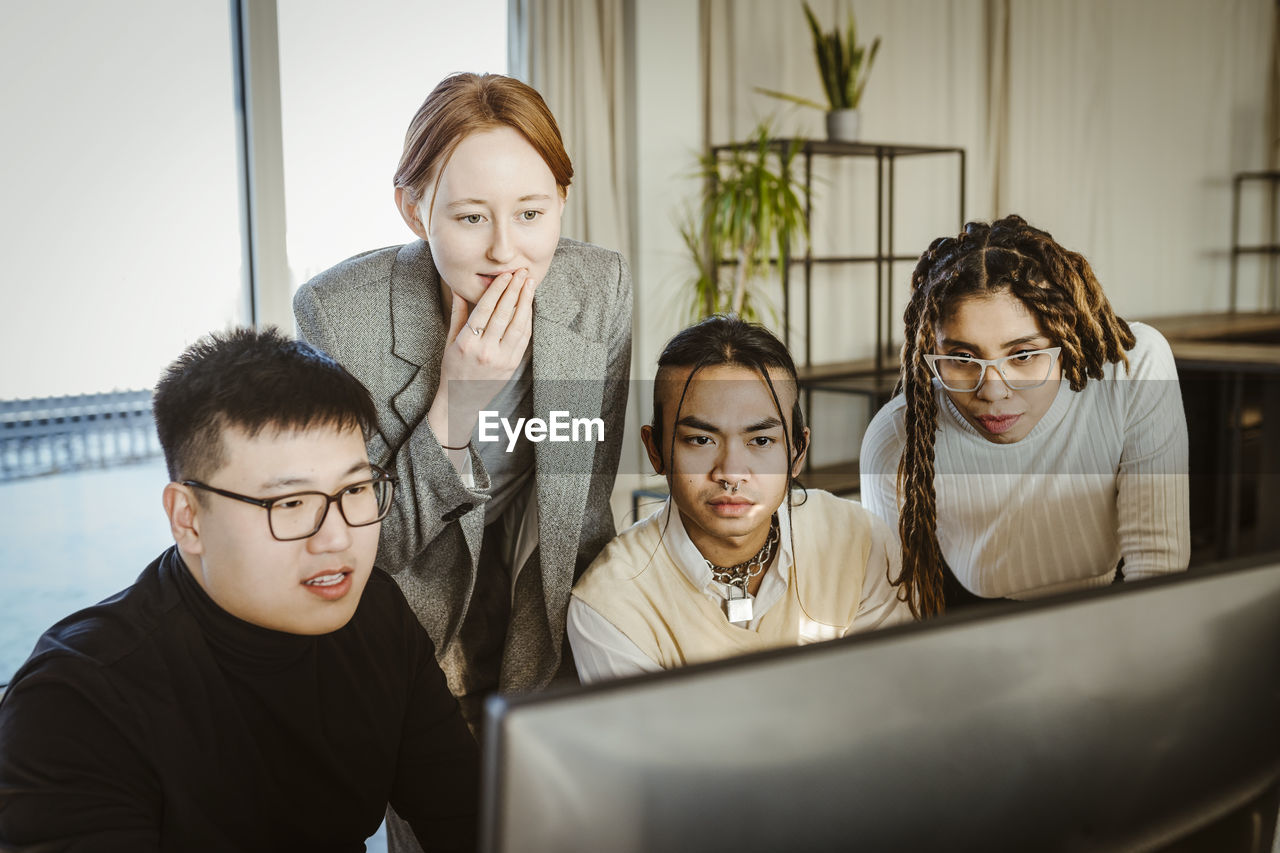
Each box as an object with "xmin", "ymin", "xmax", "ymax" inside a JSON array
[
  {"xmin": 651, "ymin": 313, "xmax": 808, "ymax": 490},
  {"xmin": 152, "ymin": 327, "xmax": 377, "ymax": 482}
]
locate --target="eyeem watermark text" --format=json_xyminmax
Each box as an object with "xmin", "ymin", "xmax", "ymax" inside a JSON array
[{"xmin": 478, "ymin": 411, "xmax": 605, "ymax": 452}]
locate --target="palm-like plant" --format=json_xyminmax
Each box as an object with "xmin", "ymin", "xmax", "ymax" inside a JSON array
[
  {"xmin": 680, "ymin": 123, "xmax": 808, "ymax": 321},
  {"xmin": 758, "ymin": 1, "xmax": 881, "ymax": 112}
]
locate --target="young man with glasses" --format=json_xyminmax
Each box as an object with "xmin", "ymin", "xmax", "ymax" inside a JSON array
[
  {"xmin": 0, "ymin": 329, "xmax": 478, "ymax": 851},
  {"xmin": 860, "ymin": 215, "xmax": 1189, "ymax": 616}
]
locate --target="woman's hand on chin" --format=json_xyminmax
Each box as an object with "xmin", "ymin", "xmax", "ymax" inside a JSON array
[{"xmin": 428, "ymin": 269, "xmax": 537, "ymax": 447}]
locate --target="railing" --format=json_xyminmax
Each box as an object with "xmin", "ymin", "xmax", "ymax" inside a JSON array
[{"xmin": 0, "ymin": 391, "xmax": 161, "ymax": 483}]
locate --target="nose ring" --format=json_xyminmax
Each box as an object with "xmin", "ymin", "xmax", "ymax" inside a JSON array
[{"xmin": 719, "ymin": 479, "xmax": 740, "ymax": 494}]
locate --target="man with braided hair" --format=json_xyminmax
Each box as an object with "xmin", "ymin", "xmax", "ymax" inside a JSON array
[
  {"xmin": 860, "ymin": 214, "xmax": 1189, "ymax": 618},
  {"xmin": 569, "ymin": 315, "xmax": 911, "ymax": 682}
]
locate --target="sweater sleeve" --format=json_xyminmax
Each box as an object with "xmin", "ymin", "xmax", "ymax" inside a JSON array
[
  {"xmin": 851, "ymin": 510, "xmax": 915, "ymax": 631},
  {"xmin": 0, "ymin": 665, "xmax": 163, "ymax": 851},
  {"xmin": 374, "ymin": 406, "xmax": 491, "ymax": 572},
  {"xmin": 388, "ymin": 599, "xmax": 481, "ymax": 852},
  {"xmin": 1115, "ymin": 324, "xmax": 1190, "ymax": 579},
  {"xmin": 566, "ymin": 595, "xmax": 661, "ymax": 684},
  {"xmin": 858, "ymin": 400, "xmax": 906, "ymax": 530}
]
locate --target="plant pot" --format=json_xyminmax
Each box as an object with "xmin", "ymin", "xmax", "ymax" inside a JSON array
[{"xmin": 825, "ymin": 109, "xmax": 861, "ymax": 142}]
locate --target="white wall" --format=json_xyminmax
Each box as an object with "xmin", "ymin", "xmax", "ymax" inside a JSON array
[
  {"xmin": 997, "ymin": 0, "xmax": 1275, "ymax": 317},
  {"xmin": 692, "ymin": 0, "xmax": 1276, "ymax": 342},
  {"xmin": 615, "ymin": 0, "xmax": 1275, "ymax": 485},
  {"xmin": 609, "ymin": 0, "xmax": 704, "ymax": 522}
]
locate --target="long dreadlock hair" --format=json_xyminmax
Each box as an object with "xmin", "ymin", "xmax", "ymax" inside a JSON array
[{"xmin": 895, "ymin": 215, "xmax": 1135, "ymax": 618}]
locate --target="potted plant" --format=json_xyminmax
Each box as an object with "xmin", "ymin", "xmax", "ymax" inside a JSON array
[
  {"xmin": 758, "ymin": 1, "xmax": 881, "ymax": 142},
  {"xmin": 679, "ymin": 122, "xmax": 809, "ymax": 322}
]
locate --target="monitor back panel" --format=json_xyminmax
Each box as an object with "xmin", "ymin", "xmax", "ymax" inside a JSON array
[{"xmin": 483, "ymin": 560, "xmax": 1280, "ymax": 852}]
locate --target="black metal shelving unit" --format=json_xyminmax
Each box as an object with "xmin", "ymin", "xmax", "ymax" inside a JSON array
[
  {"xmin": 708, "ymin": 138, "xmax": 966, "ymax": 376},
  {"xmin": 706, "ymin": 138, "xmax": 966, "ymax": 494},
  {"xmin": 1229, "ymin": 170, "xmax": 1280, "ymax": 312}
]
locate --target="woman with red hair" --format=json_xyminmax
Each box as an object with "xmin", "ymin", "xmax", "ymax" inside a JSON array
[{"xmin": 295, "ymin": 72, "xmax": 631, "ymax": 719}]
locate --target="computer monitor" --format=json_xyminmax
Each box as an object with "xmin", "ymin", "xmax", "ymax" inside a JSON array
[{"xmin": 482, "ymin": 555, "xmax": 1280, "ymax": 852}]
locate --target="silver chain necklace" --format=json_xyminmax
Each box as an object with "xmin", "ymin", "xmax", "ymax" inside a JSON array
[{"xmin": 706, "ymin": 516, "xmax": 779, "ymax": 624}]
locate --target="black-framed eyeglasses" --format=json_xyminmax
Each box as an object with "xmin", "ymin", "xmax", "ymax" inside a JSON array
[
  {"xmin": 923, "ymin": 347, "xmax": 1062, "ymax": 393},
  {"xmin": 182, "ymin": 465, "xmax": 397, "ymax": 541}
]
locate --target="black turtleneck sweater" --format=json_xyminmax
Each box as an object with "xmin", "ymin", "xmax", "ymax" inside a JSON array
[{"xmin": 0, "ymin": 547, "xmax": 479, "ymax": 852}]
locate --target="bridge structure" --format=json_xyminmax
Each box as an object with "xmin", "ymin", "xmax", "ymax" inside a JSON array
[{"xmin": 0, "ymin": 391, "xmax": 161, "ymax": 483}]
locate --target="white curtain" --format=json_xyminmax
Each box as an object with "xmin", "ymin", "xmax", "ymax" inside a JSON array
[
  {"xmin": 998, "ymin": 0, "xmax": 1275, "ymax": 316},
  {"xmin": 705, "ymin": 0, "xmax": 992, "ymax": 364},
  {"xmin": 705, "ymin": 0, "xmax": 1277, "ymax": 347},
  {"xmin": 509, "ymin": 0, "xmax": 633, "ymax": 262}
]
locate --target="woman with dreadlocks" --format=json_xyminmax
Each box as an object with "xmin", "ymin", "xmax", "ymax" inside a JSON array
[{"xmin": 860, "ymin": 215, "xmax": 1189, "ymax": 618}]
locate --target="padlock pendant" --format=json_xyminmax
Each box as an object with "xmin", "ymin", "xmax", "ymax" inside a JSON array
[{"xmin": 724, "ymin": 587, "xmax": 753, "ymax": 624}]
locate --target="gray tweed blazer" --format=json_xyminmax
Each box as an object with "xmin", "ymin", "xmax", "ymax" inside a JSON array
[{"xmin": 293, "ymin": 237, "xmax": 631, "ymax": 692}]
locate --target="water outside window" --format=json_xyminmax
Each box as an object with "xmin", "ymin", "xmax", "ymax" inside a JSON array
[{"xmin": 0, "ymin": 460, "xmax": 173, "ymax": 682}]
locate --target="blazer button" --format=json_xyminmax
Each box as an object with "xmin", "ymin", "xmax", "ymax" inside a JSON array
[{"xmin": 442, "ymin": 502, "xmax": 474, "ymax": 522}]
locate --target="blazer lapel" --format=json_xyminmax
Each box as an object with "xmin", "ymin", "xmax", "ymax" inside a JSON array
[
  {"xmin": 389, "ymin": 241, "xmax": 447, "ymax": 432},
  {"xmin": 386, "ymin": 241, "xmax": 487, "ymax": 598},
  {"xmin": 384, "ymin": 240, "xmax": 608, "ymax": 645}
]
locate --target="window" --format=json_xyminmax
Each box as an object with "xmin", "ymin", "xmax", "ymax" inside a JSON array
[
  {"xmin": 0, "ymin": 0, "xmax": 243, "ymax": 685},
  {"xmin": 2, "ymin": 6, "xmax": 507, "ymax": 846},
  {"xmin": 1, "ymin": 0, "xmax": 509, "ymax": 688},
  {"xmin": 277, "ymin": 0, "xmax": 509, "ymax": 285}
]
